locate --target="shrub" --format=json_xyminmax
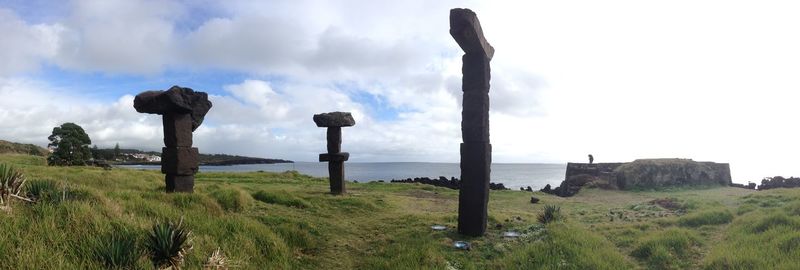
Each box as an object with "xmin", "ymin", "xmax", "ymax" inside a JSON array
[
  {"xmin": 0, "ymin": 163, "xmax": 27, "ymax": 207},
  {"xmin": 678, "ymin": 210, "xmax": 734, "ymax": 227},
  {"xmin": 537, "ymin": 204, "xmax": 562, "ymax": 224},
  {"xmin": 145, "ymin": 218, "xmax": 193, "ymax": 270},
  {"xmin": 91, "ymin": 229, "xmax": 141, "ymax": 269},
  {"xmin": 25, "ymin": 179, "xmax": 59, "ymax": 203}
]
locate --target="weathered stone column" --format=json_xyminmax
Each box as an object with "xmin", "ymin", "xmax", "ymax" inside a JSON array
[
  {"xmin": 313, "ymin": 112, "xmax": 355, "ymax": 194},
  {"xmin": 451, "ymin": 8, "xmax": 494, "ymax": 236},
  {"xmin": 134, "ymin": 86, "xmax": 212, "ymax": 193}
]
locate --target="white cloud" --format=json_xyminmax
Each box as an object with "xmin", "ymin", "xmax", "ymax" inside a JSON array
[
  {"xmin": 3, "ymin": 0, "xmax": 800, "ymax": 183},
  {"xmin": 0, "ymin": 8, "xmax": 62, "ymax": 76},
  {"xmin": 53, "ymin": 0, "xmax": 180, "ymax": 73}
]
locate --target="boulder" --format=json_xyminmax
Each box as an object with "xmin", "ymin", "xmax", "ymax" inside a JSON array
[
  {"xmin": 133, "ymin": 86, "xmax": 212, "ymax": 130},
  {"xmin": 313, "ymin": 112, "xmax": 355, "ymax": 127}
]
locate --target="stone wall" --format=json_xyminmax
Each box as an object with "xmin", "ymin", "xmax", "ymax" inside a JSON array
[{"xmin": 542, "ymin": 159, "xmax": 732, "ymax": 197}]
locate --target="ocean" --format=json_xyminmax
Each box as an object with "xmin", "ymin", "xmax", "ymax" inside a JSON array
[{"xmin": 119, "ymin": 162, "xmax": 567, "ymax": 190}]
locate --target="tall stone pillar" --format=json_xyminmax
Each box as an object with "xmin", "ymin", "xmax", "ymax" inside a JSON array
[
  {"xmin": 133, "ymin": 86, "xmax": 212, "ymax": 193},
  {"xmin": 313, "ymin": 112, "xmax": 355, "ymax": 195},
  {"xmin": 450, "ymin": 8, "xmax": 494, "ymax": 237}
]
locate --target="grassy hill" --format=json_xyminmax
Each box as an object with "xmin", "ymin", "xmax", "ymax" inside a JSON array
[
  {"xmin": 0, "ymin": 140, "xmax": 48, "ymax": 156},
  {"xmin": 0, "ymin": 153, "xmax": 798, "ymax": 269}
]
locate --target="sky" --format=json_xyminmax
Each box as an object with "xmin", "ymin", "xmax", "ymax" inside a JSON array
[{"xmin": 1, "ymin": 0, "xmax": 799, "ymax": 183}]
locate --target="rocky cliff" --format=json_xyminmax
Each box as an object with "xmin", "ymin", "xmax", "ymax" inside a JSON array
[{"xmin": 541, "ymin": 159, "xmax": 732, "ymax": 197}]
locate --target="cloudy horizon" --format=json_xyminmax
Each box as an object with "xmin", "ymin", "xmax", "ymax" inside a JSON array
[{"xmin": 2, "ymin": 0, "xmax": 800, "ymax": 183}]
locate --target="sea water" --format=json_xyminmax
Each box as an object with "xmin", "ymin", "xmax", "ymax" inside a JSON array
[{"xmin": 119, "ymin": 162, "xmax": 566, "ymax": 190}]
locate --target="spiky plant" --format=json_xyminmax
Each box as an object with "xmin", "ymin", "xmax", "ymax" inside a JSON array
[
  {"xmin": 92, "ymin": 230, "xmax": 141, "ymax": 269},
  {"xmin": 203, "ymin": 248, "xmax": 228, "ymax": 270},
  {"xmin": 145, "ymin": 218, "xmax": 193, "ymax": 270},
  {"xmin": 0, "ymin": 163, "xmax": 28, "ymax": 207},
  {"xmin": 537, "ymin": 204, "xmax": 562, "ymax": 224},
  {"xmin": 25, "ymin": 179, "xmax": 59, "ymax": 203}
]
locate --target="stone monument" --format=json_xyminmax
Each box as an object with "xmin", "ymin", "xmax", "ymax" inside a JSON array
[
  {"xmin": 450, "ymin": 8, "xmax": 494, "ymax": 236},
  {"xmin": 313, "ymin": 112, "xmax": 355, "ymax": 195},
  {"xmin": 133, "ymin": 86, "xmax": 212, "ymax": 193}
]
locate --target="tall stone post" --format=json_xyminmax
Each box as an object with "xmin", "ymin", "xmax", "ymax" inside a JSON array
[
  {"xmin": 313, "ymin": 112, "xmax": 355, "ymax": 194},
  {"xmin": 451, "ymin": 8, "xmax": 494, "ymax": 236},
  {"xmin": 133, "ymin": 86, "xmax": 212, "ymax": 193}
]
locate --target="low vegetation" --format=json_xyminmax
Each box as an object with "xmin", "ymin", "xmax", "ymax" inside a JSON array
[{"xmin": 0, "ymin": 153, "xmax": 798, "ymax": 269}]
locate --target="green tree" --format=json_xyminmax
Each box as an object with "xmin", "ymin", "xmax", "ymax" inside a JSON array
[
  {"xmin": 114, "ymin": 143, "xmax": 121, "ymax": 159},
  {"xmin": 47, "ymin": 123, "xmax": 93, "ymax": 166}
]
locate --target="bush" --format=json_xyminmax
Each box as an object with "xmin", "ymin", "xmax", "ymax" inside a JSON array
[
  {"xmin": 678, "ymin": 210, "xmax": 734, "ymax": 227},
  {"xmin": 91, "ymin": 228, "xmax": 142, "ymax": 269},
  {"xmin": 537, "ymin": 204, "xmax": 562, "ymax": 224},
  {"xmin": 25, "ymin": 179, "xmax": 60, "ymax": 203},
  {"xmin": 145, "ymin": 219, "xmax": 193, "ymax": 270},
  {"xmin": 0, "ymin": 163, "xmax": 27, "ymax": 206}
]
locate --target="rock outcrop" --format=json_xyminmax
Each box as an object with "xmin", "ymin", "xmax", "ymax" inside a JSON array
[
  {"xmin": 542, "ymin": 159, "xmax": 732, "ymax": 197},
  {"xmin": 758, "ymin": 176, "xmax": 800, "ymax": 190}
]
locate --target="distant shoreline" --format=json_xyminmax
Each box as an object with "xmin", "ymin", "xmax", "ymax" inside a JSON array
[{"xmin": 117, "ymin": 159, "xmax": 294, "ymax": 166}]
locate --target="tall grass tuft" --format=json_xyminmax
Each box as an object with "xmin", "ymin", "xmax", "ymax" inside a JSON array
[
  {"xmin": 0, "ymin": 163, "xmax": 28, "ymax": 207},
  {"xmin": 631, "ymin": 228, "xmax": 701, "ymax": 269},
  {"xmin": 678, "ymin": 210, "xmax": 734, "ymax": 227},
  {"xmin": 209, "ymin": 187, "xmax": 252, "ymax": 212},
  {"xmin": 537, "ymin": 204, "xmax": 562, "ymax": 224},
  {"xmin": 145, "ymin": 218, "xmax": 193, "ymax": 270},
  {"xmin": 91, "ymin": 229, "xmax": 141, "ymax": 269}
]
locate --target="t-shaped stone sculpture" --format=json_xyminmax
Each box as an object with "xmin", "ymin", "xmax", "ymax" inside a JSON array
[
  {"xmin": 133, "ymin": 86, "xmax": 212, "ymax": 193},
  {"xmin": 314, "ymin": 112, "xmax": 355, "ymax": 194},
  {"xmin": 451, "ymin": 8, "xmax": 494, "ymax": 237}
]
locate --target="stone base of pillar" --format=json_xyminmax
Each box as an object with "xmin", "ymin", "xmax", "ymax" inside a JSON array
[
  {"xmin": 165, "ymin": 174, "xmax": 194, "ymax": 193},
  {"xmin": 328, "ymin": 161, "xmax": 345, "ymax": 194},
  {"xmin": 457, "ymin": 142, "xmax": 492, "ymax": 236}
]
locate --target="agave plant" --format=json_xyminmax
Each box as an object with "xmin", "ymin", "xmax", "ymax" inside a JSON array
[
  {"xmin": 537, "ymin": 204, "xmax": 562, "ymax": 224},
  {"xmin": 0, "ymin": 163, "xmax": 29, "ymax": 207},
  {"xmin": 92, "ymin": 230, "xmax": 141, "ymax": 269},
  {"xmin": 145, "ymin": 218, "xmax": 193, "ymax": 270}
]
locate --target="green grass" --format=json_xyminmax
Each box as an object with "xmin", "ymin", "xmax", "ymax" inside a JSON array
[
  {"xmin": 1, "ymin": 153, "xmax": 800, "ymax": 269},
  {"xmin": 631, "ymin": 228, "xmax": 701, "ymax": 269},
  {"xmin": 678, "ymin": 210, "xmax": 734, "ymax": 227}
]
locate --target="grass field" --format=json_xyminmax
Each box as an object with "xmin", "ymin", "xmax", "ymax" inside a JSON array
[{"xmin": 1, "ymin": 153, "xmax": 798, "ymax": 269}]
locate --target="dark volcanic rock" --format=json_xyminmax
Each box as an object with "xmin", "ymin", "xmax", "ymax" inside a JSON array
[
  {"xmin": 315, "ymin": 111, "xmax": 355, "ymax": 195},
  {"xmin": 450, "ymin": 8, "xmax": 494, "ymax": 59},
  {"xmin": 758, "ymin": 176, "xmax": 800, "ymax": 190},
  {"xmin": 133, "ymin": 85, "xmax": 212, "ymax": 193},
  {"xmin": 389, "ymin": 176, "xmax": 508, "ymax": 191},
  {"xmin": 313, "ymin": 112, "xmax": 355, "ymax": 127},
  {"xmin": 133, "ymin": 86, "xmax": 212, "ymax": 131},
  {"xmin": 530, "ymin": 197, "xmax": 540, "ymax": 204},
  {"xmin": 451, "ymin": 8, "xmax": 494, "ymax": 237}
]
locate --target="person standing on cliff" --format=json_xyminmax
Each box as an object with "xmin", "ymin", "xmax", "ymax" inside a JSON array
[{"xmin": 588, "ymin": 154, "xmax": 594, "ymax": 164}]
